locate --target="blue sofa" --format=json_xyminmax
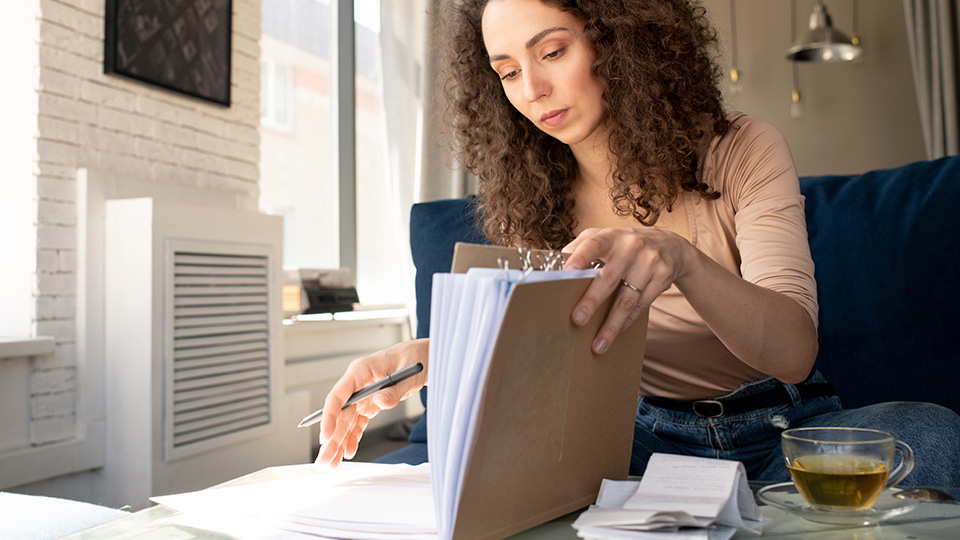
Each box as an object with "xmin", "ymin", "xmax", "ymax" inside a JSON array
[{"xmin": 380, "ymin": 155, "xmax": 960, "ymax": 464}]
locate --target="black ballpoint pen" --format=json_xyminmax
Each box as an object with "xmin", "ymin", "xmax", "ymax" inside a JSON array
[{"xmin": 297, "ymin": 362, "xmax": 424, "ymax": 428}]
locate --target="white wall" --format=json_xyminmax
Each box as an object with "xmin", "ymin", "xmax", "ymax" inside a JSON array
[
  {"xmin": 0, "ymin": 1, "xmax": 39, "ymax": 339},
  {"xmin": 1, "ymin": 0, "xmax": 263, "ymax": 499},
  {"xmin": 705, "ymin": 0, "xmax": 926, "ymax": 176}
]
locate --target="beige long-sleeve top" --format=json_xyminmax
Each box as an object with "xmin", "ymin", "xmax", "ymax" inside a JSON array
[{"xmin": 641, "ymin": 113, "xmax": 818, "ymax": 400}]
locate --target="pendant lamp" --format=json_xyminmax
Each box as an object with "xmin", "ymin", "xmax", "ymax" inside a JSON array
[{"xmin": 785, "ymin": 0, "xmax": 861, "ymax": 63}]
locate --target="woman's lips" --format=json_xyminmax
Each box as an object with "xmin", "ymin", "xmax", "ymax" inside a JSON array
[{"xmin": 540, "ymin": 109, "xmax": 568, "ymax": 127}]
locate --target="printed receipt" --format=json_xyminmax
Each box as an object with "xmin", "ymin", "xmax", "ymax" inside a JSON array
[
  {"xmin": 626, "ymin": 453, "xmax": 762, "ymax": 531},
  {"xmin": 572, "ymin": 453, "xmax": 762, "ymax": 538}
]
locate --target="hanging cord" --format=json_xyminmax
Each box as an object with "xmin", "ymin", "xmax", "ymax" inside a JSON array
[
  {"xmin": 790, "ymin": 0, "xmax": 796, "ymax": 45},
  {"xmin": 729, "ymin": 0, "xmax": 741, "ymax": 93},
  {"xmin": 852, "ymin": 0, "xmax": 861, "ymax": 46},
  {"xmin": 790, "ymin": 0, "xmax": 802, "ymax": 118}
]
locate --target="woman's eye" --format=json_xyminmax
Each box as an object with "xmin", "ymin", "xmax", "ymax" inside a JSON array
[
  {"xmin": 500, "ymin": 69, "xmax": 519, "ymax": 81},
  {"xmin": 543, "ymin": 47, "xmax": 565, "ymax": 60}
]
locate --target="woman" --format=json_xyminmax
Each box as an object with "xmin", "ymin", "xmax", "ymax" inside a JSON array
[{"xmin": 316, "ymin": 0, "xmax": 960, "ymax": 485}]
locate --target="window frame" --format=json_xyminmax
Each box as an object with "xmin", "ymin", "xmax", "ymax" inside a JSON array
[{"xmin": 333, "ymin": 0, "xmax": 357, "ymax": 276}]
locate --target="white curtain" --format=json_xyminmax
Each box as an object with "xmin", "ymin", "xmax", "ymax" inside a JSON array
[
  {"xmin": 381, "ymin": 0, "xmax": 477, "ymax": 207},
  {"xmin": 378, "ymin": 0, "xmax": 475, "ymax": 325},
  {"xmin": 376, "ymin": 0, "xmax": 423, "ymax": 318},
  {"xmin": 903, "ymin": 0, "xmax": 960, "ymax": 159},
  {"xmin": 379, "ymin": 0, "xmax": 423, "ymax": 214},
  {"xmin": 418, "ymin": 0, "xmax": 479, "ymax": 200}
]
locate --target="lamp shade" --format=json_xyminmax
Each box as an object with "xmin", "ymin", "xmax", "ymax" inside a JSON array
[{"xmin": 786, "ymin": 1, "xmax": 861, "ymax": 63}]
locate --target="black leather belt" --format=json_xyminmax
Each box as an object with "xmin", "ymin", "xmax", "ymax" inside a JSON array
[{"xmin": 641, "ymin": 382, "xmax": 836, "ymax": 418}]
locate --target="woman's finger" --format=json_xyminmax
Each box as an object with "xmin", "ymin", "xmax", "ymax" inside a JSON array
[
  {"xmin": 591, "ymin": 278, "xmax": 653, "ymax": 354},
  {"xmin": 343, "ymin": 416, "xmax": 370, "ymax": 460},
  {"xmin": 316, "ymin": 405, "xmax": 358, "ymax": 465},
  {"xmin": 316, "ymin": 442, "xmax": 346, "ymax": 468},
  {"xmin": 591, "ymin": 280, "xmax": 641, "ymax": 354},
  {"xmin": 318, "ymin": 361, "xmax": 374, "ymax": 445},
  {"xmin": 562, "ymin": 228, "xmax": 607, "ymax": 271},
  {"xmin": 566, "ymin": 231, "xmax": 639, "ymax": 327}
]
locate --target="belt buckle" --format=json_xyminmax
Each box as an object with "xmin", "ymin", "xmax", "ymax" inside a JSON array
[{"xmin": 693, "ymin": 400, "xmax": 724, "ymax": 417}]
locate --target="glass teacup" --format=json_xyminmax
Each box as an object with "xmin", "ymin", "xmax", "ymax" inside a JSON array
[{"xmin": 781, "ymin": 427, "xmax": 914, "ymax": 511}]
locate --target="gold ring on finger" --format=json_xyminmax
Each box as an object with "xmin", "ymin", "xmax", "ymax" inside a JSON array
[{"xmin": 620, "ymin": 279, "xmax": 643, "ymax": 295}]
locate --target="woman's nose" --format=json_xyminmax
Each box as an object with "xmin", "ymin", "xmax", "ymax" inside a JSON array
[{"xmin": 522, "ymin": 67, "xmax": 550, "ymax": 102}]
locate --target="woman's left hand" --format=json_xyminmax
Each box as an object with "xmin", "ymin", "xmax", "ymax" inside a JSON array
[{"xmin": 562, "ymin": 227, "xmax": 694, "ymax": 355}]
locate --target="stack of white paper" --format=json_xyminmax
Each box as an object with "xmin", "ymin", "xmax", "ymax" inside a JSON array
[
  {"xmin": 152, "ymin": 462, "xmax": 437, "ymax": 539},
  {"xmin": 573, "ymin": 454, "xmax": 763, "ymax": 540}
]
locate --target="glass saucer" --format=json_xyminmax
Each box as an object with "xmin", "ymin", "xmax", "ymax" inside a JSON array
[{"xmin": 757, "ymin": 482, "xmax": 918, "ymax": 526}]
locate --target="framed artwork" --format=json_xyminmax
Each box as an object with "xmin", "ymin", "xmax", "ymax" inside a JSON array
[{"xmin": 104, "ymin": 0, "xmax": 232, "ymax": 106}]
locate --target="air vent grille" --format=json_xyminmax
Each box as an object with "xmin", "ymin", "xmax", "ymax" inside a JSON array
[{"xmin": 170, "ymin": 252, "xmax": 271, "ymax": 448}]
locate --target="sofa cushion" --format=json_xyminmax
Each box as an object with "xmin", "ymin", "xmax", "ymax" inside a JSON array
[
  {"xmin": 800, "ymin": 155, "xmax": 960, "ymax": 413},
  {"xmin": 410, "ymin": 196, "xmax": 488, "ymax": 340}
]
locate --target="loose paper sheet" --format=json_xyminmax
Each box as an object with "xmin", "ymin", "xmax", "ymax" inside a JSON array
[
  {"xmin": 152, "ymin": 463, "xmax": 437, "ymax": 539},
  {"xmin": 572, "ymin": 454, "xmax": 762, "ymax": 539},
  {"xmin": 627, "ymin": 454, "xmax": 761, "ymax": 531}
]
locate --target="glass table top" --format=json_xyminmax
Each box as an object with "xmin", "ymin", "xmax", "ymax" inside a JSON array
[{"xmin": 61, "ymin": 464, "xmax": 960, "ymax": 540}]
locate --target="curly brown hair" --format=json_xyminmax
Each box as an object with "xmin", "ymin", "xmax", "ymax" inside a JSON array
[{"xmin": 439, "ymin": 0, "xmax": 729, "ymax": 249}]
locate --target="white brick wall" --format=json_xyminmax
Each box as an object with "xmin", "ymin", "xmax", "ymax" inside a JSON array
[
  {"xmin": 31, "ymin": 367, "xmax": 76, "ymax": 395},
  {"xmin": 24, "ymin": 0, "xmax": 263, "ymax": 455},
  {"xmin": 30, "ymin": 361, "xmax": 76, "ymax": 445}
]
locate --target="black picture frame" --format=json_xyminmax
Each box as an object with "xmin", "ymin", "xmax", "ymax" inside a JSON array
[{"xmin": 104, "ymin": 0, "xmax": 232, "ymax": 106}]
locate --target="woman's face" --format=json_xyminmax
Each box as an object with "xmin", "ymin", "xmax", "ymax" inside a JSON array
[{"xmin": 481, "ymin": 0, "xmax": 606, "ymax": 149}]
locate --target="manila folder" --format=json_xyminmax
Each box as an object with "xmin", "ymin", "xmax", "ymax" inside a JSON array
[{"xmin": 449, "ymin": 242, "xmax": 647, "ymax": 540}]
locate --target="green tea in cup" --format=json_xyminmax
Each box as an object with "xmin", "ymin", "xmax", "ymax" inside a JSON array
[{"xmin": 781, "ymin": 427, "xmax": 914, "ymax": 511}]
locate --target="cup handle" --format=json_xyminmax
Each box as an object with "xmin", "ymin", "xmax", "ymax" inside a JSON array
[{"xmin": 885, "ymin": 440, "xmax": 915, "ymax": 489}]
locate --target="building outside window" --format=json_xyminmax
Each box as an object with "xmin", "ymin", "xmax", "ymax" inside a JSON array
[
  {"xmin": 259, "ymin": 0, "xmax": 403, "ymax": 306},
  {"xmin": 260, "ymin": 60, "xmax": 293, "ymax": 132}
]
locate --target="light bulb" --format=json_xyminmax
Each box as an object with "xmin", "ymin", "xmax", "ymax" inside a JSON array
[
  {"xmin": 790, "ymin": 88, "xmax": 803, "ymax": 119},
  {"xmin": 729, "ymin": 67, "xmax": 743, "ymax": 95}
]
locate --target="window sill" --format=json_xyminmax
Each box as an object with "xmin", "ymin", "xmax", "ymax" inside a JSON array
[
  {"xmin": 0, "ymin": 336, "xmax": 55, "ymax": 359},
  {"xmin": 282, "ymin": 305, "xmax": 409, "ymax": 325},
  {"xmin": 0, "ymin": 335, "xmax": 104, "ymax": 491},
  {"xmin": 283, "ymin": 305, "xmax": 411, "ymax": 363}
]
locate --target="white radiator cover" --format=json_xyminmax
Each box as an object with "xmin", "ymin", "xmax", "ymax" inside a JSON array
[
  {"xmin": 104, "ymin": 198, "xmax": 309, "ymax": 509},
  {"xmin": 166, "ymin": 247, "xmax": 273, "ymax": 458}
]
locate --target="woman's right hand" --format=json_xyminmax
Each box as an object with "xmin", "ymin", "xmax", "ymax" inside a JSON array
[{"xmin": 315, "ymin": 338, "xmax": 429, "ymax": 469}]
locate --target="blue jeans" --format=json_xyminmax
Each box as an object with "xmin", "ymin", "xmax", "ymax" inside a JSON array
[{"xmin": 631, "ymin": 371, "xmax": 960, "ymax": 487}]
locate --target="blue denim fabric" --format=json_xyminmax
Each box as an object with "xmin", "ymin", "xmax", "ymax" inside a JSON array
[
  {"xmin": 631, "ymin": 371, "xmax": 960, "ymax": 488},
  {"xmin": 373, "ymin": 442, "xmax": 428, "ymax": 465}
]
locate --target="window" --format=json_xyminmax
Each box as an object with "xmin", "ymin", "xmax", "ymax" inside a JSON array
[
  {"xmin": 260, "ymin": 0, "xmax": 406, "ymax": 306},
  {"xmin": 259, "ymin": 0, "xmax": 338, "ymax": 271},
  {"xmin": 353, "ymin": 0, "xmax": 406, "ymax": 305},
  {"xmin": 260, "ymin": 60, "xmax": 293, "ymax": 131}
]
